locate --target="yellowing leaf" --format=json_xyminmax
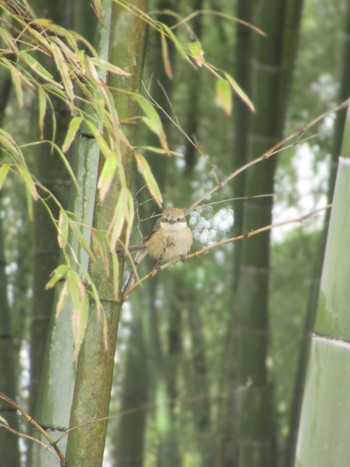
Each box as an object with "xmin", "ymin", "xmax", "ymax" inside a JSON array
[
  {"xmin": 160, "ymin": 32, "xmax": 173, "ymax": 79},
  {"xmin": 46, "ymin": 264, "xmax": 69, "ymax": 289},
  {"xmin": 85, "ymin": 121, "xmax": 112, "ymax": 158},
  {"xmin": 125, "ymin": 189, "xmax": 134, "ymax": 246},
  {"xmin": 224, "ymin": 72, "xmax": 255, "ymax": 112},
  {"xmin": 66, "ymin": 270, "xmax": 88, "ymax": 359},
  {"xmin": 135, "ymin": 152, "xmax": 163, "ymax": 207},
  {"xmin": 109, "ymin": 188, "xmax": 127, "ymax": 250},
  {"xmin": 0, "ymin": 164, "xmax": 11, "ymax": 190},
  {"xmin": 56, "ymin": 280, "xmax": 68, "ymax": 317},
  {"xmin": 111, "ymin": 251, "xmax": 120, "ymax": 299},
  {"xmin": 51, "ymin": 43, "xmax": 75, "ymax": 102},
  {"xmin": 98, "ymin": 155, "xmax": 117, "ymax": 201},
  {"xmin": 58, "ymin": 210, "xmax": 69, "ymax": 248},
  {"xmin": 92, "ymin": 0, "xmax": 103, "ymax": 20},
  {"xmin": 62, "ymin": 116, "xmax": 83, "ymax": 153},
  {"xmin": 216, "ymin": 79, "xmax": 233, "ymax": 116},
  {"xmin": 70, "ymin": 222, "xmax": 95, "ymax": 261},
  {"xmin": 89, "ymin": 57, "xmax": 130, "ymax": 77}
]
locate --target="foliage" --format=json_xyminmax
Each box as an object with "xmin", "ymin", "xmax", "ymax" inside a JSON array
[{"xmin": 0, "ymin": 0, "xmax": 349, "ymax": 466}]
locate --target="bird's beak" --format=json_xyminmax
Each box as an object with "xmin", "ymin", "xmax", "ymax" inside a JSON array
[{"xmin": 168, "ymin": 219, "xmax": 176, "ymax": 224}]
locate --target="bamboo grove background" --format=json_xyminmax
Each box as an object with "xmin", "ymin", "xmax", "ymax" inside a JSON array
[{"xmin": 0, "ymin": 0, "xmax": 349, "ymax": 466}]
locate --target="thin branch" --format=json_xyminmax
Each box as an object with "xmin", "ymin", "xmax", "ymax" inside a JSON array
[
  {"xmin": 192, "ymin": 193, "xmax": 275, "ymax": 212},
  {"xmin": 55, "ymin": 379, "xmax": 252, "ymax": 444},
  {"xmin": 0, "ymin": 392, "xmax": 67, "ymax": 466},
  {"xmin": 122, "ymin": 204, "xmax": 331, "ymax": 300},
  {"xmin": 185, "ymin": 99, "xmax": 350, "ymax": 215}
]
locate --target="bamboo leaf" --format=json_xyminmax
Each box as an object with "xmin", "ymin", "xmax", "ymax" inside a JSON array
[
  {"xmin": 54, "ymin": 144, "xmax": 80, "ymax": 191},
  {"xmin": 135, "ymin": 152, "xmax": 163, "ymax": 207},
  {"xmin": 132, "ymin": 93, "xmax": 162, "ymax": 134},
  {"xmin": 46, "ymin": 264, "xmax": 69, "ymax": 289},
  {"xmin": 85, "ymin": 120, "xmax": 112, "ymax": 158},
  {"xmin": 89, "ymin": 57, "xmax": 130, "ymax": 77},
  {"xmin": 66, "ymin": 270, "xmax": 88, "ymax": 359},
  {"xmin": 0, "ymin": 415, "xmax": 9, "ymax": 426},
  {"xmin": 62, "ymin": 116, "xmax": 83, "ymax": 153},
  {"xmin": 19, "ymin": 51, "xmax": 55, "ymax": 81},
  {"xmin": 161, "ymin": 23, "xmax": 189, "ymax": 63},
  {"xmin": 38, "ymin": 87, "xmax": 47, "ymax": 139},
  {"xmin": 70, "ymin": 222, "xmax": 95, "ymax": 261},
  {"xmin": 111, "ymin": 250, "xmax": 119, "ymax": 299},
  {"xmin": 91, "ymin": 0, "xmax": 103, "ymax": 20},
  {"xmin": 97, "ymin": 155, "xmax": 117, "ymax": 201},
  {"xmin": 7, "ymin": 62, "xmax": 24, "ymax": 107},
  {"xmin": 51, "ymin": 43, "xmax": 75, "ymax": 102},
  {"xmin": 18, "ymin": 165, "xmax": 38, "ymax": 200},
  {"xmin": 160, "ymin": 32, "xmax": 173, "ymax": 79},
  {"xmin": 125, "ymin": 189, "xmax": 134, "ymax": 246},
  {"xmin": 58, "ymin": 210, "xmax": 69, "ymax": 248},
  {"xmin": 216, "ymin": 78, "xmax": 233, "ymax": 116},
  {"xmin": 187, "ymin": 40, "xmax": 205, "ymax": 67},
  {"xmin": 224, "ymin": 71, "xmax": 255, "ymax": 112},
  {"xmin": 24, "ymin": 184, "xmax": 34, "ymax": 221},
  {"xmin": 0, "ymin": 164, "xmax": 11, "ymax": 190},
  {"xmin": 131, "ymin": 93, "xmax": 169, "ymax": 152},
  {"xmin": 72, "ymin": 292, "xmax": 89, "ymax": 360},
  {"xmin": 56, "ymin": 281, "xmax": 68, "ymax": 317},
  {"xmin": 109, "ymin": 188, "xmax": 127, "ymax": 250}
]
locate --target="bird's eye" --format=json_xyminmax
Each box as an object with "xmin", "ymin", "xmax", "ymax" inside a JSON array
[{"xmin": 177, "ymin": 217, "xmax": 181, "ymax": 222}]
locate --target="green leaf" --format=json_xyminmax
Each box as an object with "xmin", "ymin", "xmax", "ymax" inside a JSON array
[
  {"xmin": 57, "ymin": 210, "xmax": 69, "ymax": 249},
  {"xmin": 46, "ymin": 264, "xmax": 69, "ymax": 289},
  {"xmin": 109, "ymin": 188, "xmax": 127, "ymax": 250},
  {"xmin": 131, "ymin": 93, "xmax": 169, "ymax": 152},
  {"xmin": 62, "ymin": 116, "xmax": 83, "ymax": 153},
  {"xmin": 135, "ymin": 152, "xmax": 163, "ymax": 207},
  {"xmin": 85, "ymin": 120, "xmax": 112, "ymax": 158},
  {"xmin": 224, "ymin": 72, "xmax": 255, "ymax": 112},
  {"xmin": 54, "ymin": 144, "xmax": 80, "ymax": 191},
  {"xmin": 18, "ymin": 165, "xmax": 38, "ymax": 200},
  {"xmin": 20, "ymin": 51, "xmax": 55, "ymax": 81},
  {"xmin": 0, "ymin": 415, "xmax": 9, "ymax": 426},
  {"xmin": 161, "ymin": 24, "xmax": 189, "ymax": 63},
  {"xmin": 70, "ymin": 222, "xmax": 95, "ymax": 261},
  {"xmin": 0, "ymin": 164, "xmax": 11, "ymax": 190},
  {"xmin": 216, "ymin": 79, "xmax": 233, "ymax": 116},
  {"xmin": 97, "ymin": 155, "xmax": 117, "ymax": 201},
  {"xmin": 38, "ymin": 87, "xmax": 47, "ymax": 139},
  {"xmin": 7, "ymin": 62, "xmax": 24, "ymax": 107},
  {"xmin": 51, "ymin": 43, "xmax": 75, "ymax": 102},
  {"xmin": 187, "ymin": 40, "xmax": 205, "ymax": 67}
]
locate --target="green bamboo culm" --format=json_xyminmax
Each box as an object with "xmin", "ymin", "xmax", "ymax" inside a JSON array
[{"xmin": 295, "ymin": 157, "xmax": 350, "ymax": 467}]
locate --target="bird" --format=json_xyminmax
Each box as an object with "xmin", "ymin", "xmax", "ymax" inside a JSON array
[
  {"xmin": 145, "ymin": 207, "xmax": 193, "ymax": 261},
  {"xmin": 122, "ymin": 207, "xmax": 193, "ymax": 292}
]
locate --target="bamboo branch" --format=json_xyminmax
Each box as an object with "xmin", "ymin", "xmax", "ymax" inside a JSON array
[
  {"xmin": 122, "ymin": 204, "xmax": 331, "ymax": 300},
  {"xmin": 0, "ymin": 392, "xmax": 67, "ymax": 466},
  {"xmin": 185, "ymin": 98, "xmax": 350, "ymax": 215}
]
